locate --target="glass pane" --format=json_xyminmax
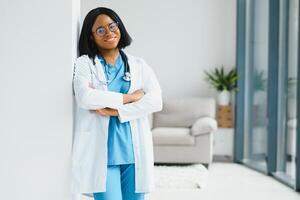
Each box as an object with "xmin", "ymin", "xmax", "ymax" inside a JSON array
[
  {"xmin": 277, "ymin": 0, "xmax": 299, "ymax": 183},
  {"xmin": 286, "ymin": 0, "xmax": 298, "ymax": 181},
  {"xmin": 244, "ymin": 0, "xmax": 269, "ymax": 171},
  {"xmin": 276, "ymin": 0, "xmax": 299, "ymax": 185}
]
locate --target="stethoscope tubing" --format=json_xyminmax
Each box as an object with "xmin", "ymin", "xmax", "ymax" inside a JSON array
[{"xmin": 91, "ymin": 50, "xmax": 131, "ymax": 86}]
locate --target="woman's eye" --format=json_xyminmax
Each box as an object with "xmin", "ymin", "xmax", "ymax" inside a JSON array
[
  {"xmin": 96, "ymin": 28, "xmax": 105, "ymax": 34},
  {"xmin": 109, "ymin": 24, "xmax": 116, "ymax": 29}
]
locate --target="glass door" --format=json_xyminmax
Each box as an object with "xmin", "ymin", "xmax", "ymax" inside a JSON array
[
  {"xmin": 236, "ymin": 0, "xmax": 300, "ymax": 190},
  {"xmin": 276, "ymin": 0, "xmax": 299, "ymax": 186},
  {"xmin": 244, "ymin": 0, "xmax": 269, "ymax": 172}
]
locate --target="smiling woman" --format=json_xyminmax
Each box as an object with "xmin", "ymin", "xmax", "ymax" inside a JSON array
[
  {"xmin": 71, "ymin": 7, "xmax": 163, "ymax": 200},
  {"xmin": 91, "ymin": 16, "xmax": 121, "ymax": 51}
]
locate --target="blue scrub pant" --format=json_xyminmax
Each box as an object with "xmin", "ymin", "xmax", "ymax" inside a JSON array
[{"xmin": 93, "ymin": 164, "xmax": 145, "ymax": 200}]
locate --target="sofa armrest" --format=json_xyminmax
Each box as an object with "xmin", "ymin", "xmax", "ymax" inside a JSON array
[{"xmin": 191, "ymin": 117, "xmax": 217, "ymax": 136}]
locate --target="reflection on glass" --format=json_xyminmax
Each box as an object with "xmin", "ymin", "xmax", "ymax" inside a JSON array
[
  {"xmin": 286, "ymin": 76, "xmax": 297, "ymax": 180},
  {"xmin": 244, "ymin": 0, "xmax": 269, "ymax": 170},
  {"xmin": 251, "ymin": 68, "xmax": 268, "ymax": 164},
  {"xmin": 277, "ymin": 0, "xmax": 298, "ymax": 184},
  {"xmin": 285, "ymin": 0, "xmax": 298, "ymax": 181}
]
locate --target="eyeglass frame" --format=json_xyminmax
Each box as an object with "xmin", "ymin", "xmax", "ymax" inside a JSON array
[{"xmin": 92, "ymin": 21, "xmax": 119, "ymax": 37}]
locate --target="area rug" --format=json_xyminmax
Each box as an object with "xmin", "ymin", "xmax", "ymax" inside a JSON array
[{"xmin": 153, "ymin": 164, "xmax": 209, "ymax": 189}]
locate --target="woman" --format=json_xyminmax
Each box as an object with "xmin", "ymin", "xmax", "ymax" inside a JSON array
[{"xmin": 71, "ymin": 7, "xmax": 162, "ymax": 200}]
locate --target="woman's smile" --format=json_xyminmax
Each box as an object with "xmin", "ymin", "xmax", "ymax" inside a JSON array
[{"xmin": 104, "ymin": 36, "xmax": 117, "ymax": 43}]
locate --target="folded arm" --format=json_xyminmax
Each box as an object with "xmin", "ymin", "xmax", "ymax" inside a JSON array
[
  {"xmin": 117, "ymin": 59, "xmax": 163, "ymax": 123},
  {"xmin": 73, "ymin": 56, "xmax": 131, "ymax": 110},
  {"xmin": 95, "ymin": 90, "xmax": 145, "ymax": 116}
]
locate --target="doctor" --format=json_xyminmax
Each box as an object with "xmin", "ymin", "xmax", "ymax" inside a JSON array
[{"xmin": 71, "ymin": 7, "xmax": 162, "ymax": 200}]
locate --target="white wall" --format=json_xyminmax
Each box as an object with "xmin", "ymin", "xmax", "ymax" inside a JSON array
[
  {"xmin": 0, "ymin": 1, "xmax": 236, "ymax": 199},
  {"xmin": 81, "ymin": 0, "xmax": 236, "ymax": 98},
  {"xmin": 0, "ymin": 0, "xmax": 79, "ymax": 199}
]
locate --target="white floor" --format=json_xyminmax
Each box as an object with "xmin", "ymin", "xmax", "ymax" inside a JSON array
[{"xmin": 145, "ymin": 162, "xmax": 300, "ymax": 200}]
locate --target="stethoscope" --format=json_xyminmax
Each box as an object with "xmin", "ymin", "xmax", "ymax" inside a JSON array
[
  {"xmin": 119, "ymin": 50, "xmax": 131, "ymax": 82},
  {"xmin": 94, "ymin": 50, "xmax": 131, "ymax": 86},
  {"xmin": 72, "ymin": 50, "xmax": 131, "ymax": 96}
]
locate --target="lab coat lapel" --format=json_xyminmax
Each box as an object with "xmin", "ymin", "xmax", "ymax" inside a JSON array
[
  {"xmin": 127, "ymin": 55, "xmax": 137, "ymax": 94},
  {"xmin": 93, "ymin": 56, "xmax": 108, "ymax": 90}
]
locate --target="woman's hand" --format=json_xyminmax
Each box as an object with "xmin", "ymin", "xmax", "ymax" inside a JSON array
[
  {"xmin": 96, "ymin": 108, "xmax": 119, "ymax": 116},
  {"xmin": 131, "ymin": 89, "xmax": 145, "ymax": 101},
  {"xmin": 123, "ymin": 89, "xmax": 145, "ymax": 104}
]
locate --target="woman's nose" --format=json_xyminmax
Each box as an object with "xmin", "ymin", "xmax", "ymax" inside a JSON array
[{"xmin": 105, "ymin": 29, "xmax": 114, "ymax": 36}]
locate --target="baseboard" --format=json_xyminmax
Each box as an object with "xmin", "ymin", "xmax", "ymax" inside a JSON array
[{"xmin": 213, "ymin": 155, "xmax": 234, "ymax": 162}]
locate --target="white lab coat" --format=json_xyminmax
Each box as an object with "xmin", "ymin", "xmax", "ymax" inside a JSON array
[{"xmin": 71, "ymin": 52, "xmax": 162, "ymax": 199}]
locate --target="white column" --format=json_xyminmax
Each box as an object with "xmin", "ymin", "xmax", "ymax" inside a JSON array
[{"xmin": 0, "ymin": 0, "xmax": 80, "ymax": 199}]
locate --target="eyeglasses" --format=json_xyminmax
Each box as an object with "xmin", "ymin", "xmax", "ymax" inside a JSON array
[{"xmin": 93, "ymin": 22, "xmax": 119, "ymax": 37}]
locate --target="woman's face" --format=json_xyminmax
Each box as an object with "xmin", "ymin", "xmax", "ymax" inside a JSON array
[{"xmin": 91, "ymin": 14, "xmax": 121, "ymax": 51}]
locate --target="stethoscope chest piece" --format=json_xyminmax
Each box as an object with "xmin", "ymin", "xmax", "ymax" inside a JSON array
[{"xmin": 123, "ymin": 71, "xmax": 131, "ymax": 82}]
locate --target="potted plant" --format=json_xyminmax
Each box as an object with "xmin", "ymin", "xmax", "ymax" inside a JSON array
[
  {"xmin": 253, "ymin": 68, "xmax": 267, "ymax": 91},
  {"xmin": 204, "ymin": 66, "xmax": 238, "ymax": 105},
  {"xmin": 252, "ymin": 68, "xmax": 267, "ymax": 126},
  {"xmin": 253, "ymin": 68, "xmax": 267, "ymax": 105}
]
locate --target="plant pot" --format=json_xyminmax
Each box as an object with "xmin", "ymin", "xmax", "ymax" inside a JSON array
[
  {"xmin": 253, "ymin": 90, "xmax": 266, "ymax": 105},
  {"xmin": 218, "ymin": 90, "xmax": 231, "ymax": 106},
  {"xmin": 253, "ymin": 91, "xmax": 267, "ymax": 127}
]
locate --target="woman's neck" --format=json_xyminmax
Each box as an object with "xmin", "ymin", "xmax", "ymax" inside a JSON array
[{"xmin": 99, "ymin": 48, "xmax": 120, "ymax": 65}]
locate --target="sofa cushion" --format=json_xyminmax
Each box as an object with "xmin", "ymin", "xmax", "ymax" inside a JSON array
[
  {"xmin": 153, "ymin": 97, "xmax": 216, "ymax": 128},
  {"xmin": 152, "ymin": 127, "xmax": 195, "ymax": 145}
]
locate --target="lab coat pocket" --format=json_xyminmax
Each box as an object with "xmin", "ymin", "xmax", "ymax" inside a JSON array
[{"xmin": 72, "ymin": 131, "xmax": 92, "ymax": 167}]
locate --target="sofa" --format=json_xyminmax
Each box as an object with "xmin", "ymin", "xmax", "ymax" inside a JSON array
[{"xmin": 149, "ymin": 97, "xmax": 217, "ymax": 167}]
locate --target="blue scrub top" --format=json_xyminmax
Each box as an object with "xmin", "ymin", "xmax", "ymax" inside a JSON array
[{"xmin": 98, "ymin": 54, "xmax": 135, "ymax": 166}]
